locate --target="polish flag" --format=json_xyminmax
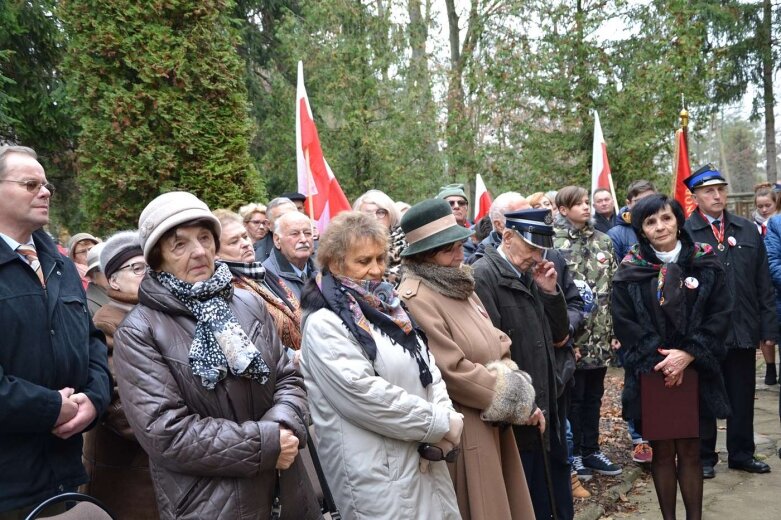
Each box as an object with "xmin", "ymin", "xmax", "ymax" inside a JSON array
[
  {"xmin": 672, "ymin": 128, "xmax": 696, "ymax": 216},
  {"xmin": 591, "ymin": 112, "xmax": 619, "ymax": 214},
  {"xmin": 296, "ymin": 61, "xmax": 351, "ymax": 232},
  {"xmin": 474, "ymin": 173, "xmax": 492, "ymax": 222}
]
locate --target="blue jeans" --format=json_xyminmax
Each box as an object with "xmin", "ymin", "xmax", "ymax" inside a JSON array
[
  {"xmin": 566, "ymin": 418, "xmax": 574, "ymax": 464},
  {"xmin": 627, "ymin": 418, "xmax": 644, "ymax": 443}
]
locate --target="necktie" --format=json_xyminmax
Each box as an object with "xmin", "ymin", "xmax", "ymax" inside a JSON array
[
  {"xmin": 712, "ymin": 219, "xmax": 720, "ymax": 227},
  {"xmin": 17, "ymin": 245, "xmax": 45, "ymax": 287}
]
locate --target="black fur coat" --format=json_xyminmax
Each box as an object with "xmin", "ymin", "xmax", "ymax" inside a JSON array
[{"xmin": 612, "ymin": 234, "xmax": 732, "ymax": 421}]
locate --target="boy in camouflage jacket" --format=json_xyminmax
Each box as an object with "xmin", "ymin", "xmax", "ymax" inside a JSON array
[{"xmin": 553, "ymin": 186, "xmax": 622, "ymax": 479}]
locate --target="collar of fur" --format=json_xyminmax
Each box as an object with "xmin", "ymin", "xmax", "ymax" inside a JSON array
[{"xmin": 402, "ymin": 261, "xmax": 475, "ymax": 300}]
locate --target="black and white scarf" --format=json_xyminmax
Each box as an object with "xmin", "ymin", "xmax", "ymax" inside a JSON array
[
  {"xmin": 222, "ymin": 260, "xmax": 267, "ymax": 280},
  {"xmin": 152, "ymin": 262, "xmax": 270, "ymax": 390}
]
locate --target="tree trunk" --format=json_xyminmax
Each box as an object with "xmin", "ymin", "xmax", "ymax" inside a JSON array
[{"xmin": 761, "ymin": 0, "xmax": 777, "ymax": 183}]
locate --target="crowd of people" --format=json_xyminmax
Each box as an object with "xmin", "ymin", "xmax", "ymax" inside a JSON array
[{"xmin": 1, "ymin": 142, "xmax": 779, "ymax": 520}]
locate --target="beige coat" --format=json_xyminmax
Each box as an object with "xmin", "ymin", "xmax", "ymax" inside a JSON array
[{"xmin": 400, "ymin": 276, "xmax": 535, "ymax": 520}]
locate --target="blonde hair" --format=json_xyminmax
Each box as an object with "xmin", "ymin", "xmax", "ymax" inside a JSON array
[
  {"xmin": 316, "ymin": 211, "xmax": 389, "ymax": 272},
  {"xmin": 238, "ymin": 203, "xmax": 267, "ymax": 222}
]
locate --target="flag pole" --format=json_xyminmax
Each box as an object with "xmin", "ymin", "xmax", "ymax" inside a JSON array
[{"xmin": 305, "ymin": 148, "xmax": 316, "ymax": 234}]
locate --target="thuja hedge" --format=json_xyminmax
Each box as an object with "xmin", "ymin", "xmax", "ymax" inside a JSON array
[{"xmin": 59, "ymin": 0, "xmax": 263, "ymax": 234}]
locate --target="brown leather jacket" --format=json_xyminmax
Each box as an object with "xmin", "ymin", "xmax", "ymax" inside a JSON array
[
  {"xmin": 113, "ymin": 275, "xmax": 320, "ymax": 520},
  {"xmin": 85, "ymin": 293, "xmax": 158, "ymax": 518}
]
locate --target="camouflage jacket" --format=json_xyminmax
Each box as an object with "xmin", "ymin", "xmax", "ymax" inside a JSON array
[
  {"xmin": 385, "ymin": 225, "xmax": 407, "ymax": 288},
  {"xmin": 553, "ymin": 216, "xmax": 617, "ymax": 368}
]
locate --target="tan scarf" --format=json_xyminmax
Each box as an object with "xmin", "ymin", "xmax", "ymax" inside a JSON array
[{"xmin": 234, "ymin": 275, "xmax": 303, "ymax": 350}]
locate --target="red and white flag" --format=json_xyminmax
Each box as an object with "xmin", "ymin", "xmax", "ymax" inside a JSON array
[
  {"xmin": 296, "ymin": 61, "xmax": 351, "ymax": 232},
  {"xmin": 591, "ymin": 112, "xmax": 619, "ymax": 213},
  {"xmin": 474, "ymin": 173, "xmax": 492, "ymax": 222},
  {"xmin": 672, "ymin": 127, "xmax": 696, "ymax": 216}
]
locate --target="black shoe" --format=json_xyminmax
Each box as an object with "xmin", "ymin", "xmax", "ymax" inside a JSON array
[
  {"xmin": 702, "ymin": 465, "xmax": 715, "ymax": 479},
  {"xmin": 728, "ymin": 459, "xmax": 771, "ymax": 474},
  {"xmin": 765, "ymin": 364, "xmax": 777, "ymax": 385}
]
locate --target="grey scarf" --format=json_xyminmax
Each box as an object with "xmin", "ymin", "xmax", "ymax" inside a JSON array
[
  {"xmin": 402, "ymin": 261, "xmax": 475, "ymax": 300},
  {"xmin": 152, "ymin": 262, "xmax": 270, "ymax": 390}
]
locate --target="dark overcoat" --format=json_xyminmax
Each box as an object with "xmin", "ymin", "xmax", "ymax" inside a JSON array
[{"xmin": 0, "ymin": 229, "xmax": 111, "ymax": 513}]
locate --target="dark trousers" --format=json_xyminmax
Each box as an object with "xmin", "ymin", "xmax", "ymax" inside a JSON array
[
  {"xmin": 700, "ymin": 348, "xmax": 756, "ymax": 466},
  {"xmin": 569, "ymin": 366, "xmax": 607, "ymax": 456},
  {"xmin": 521, "ymin": 394, "xmax": 574, "ymax": 520}
]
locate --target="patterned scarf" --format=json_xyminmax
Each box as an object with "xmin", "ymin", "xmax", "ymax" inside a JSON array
[
  {"xmin": 152, "ymin": 262, "xmax": 270, "ymax": 390},
  {"xmin": 315, "ymin": 271, "xmax": 432, "ymax": 387},
  {"xmin": 224, "ymin": 260, "xmax": 303, "ymax": 350},
  {"xmin": 621, "ymin": 242, "xmax": 713, "ymax": 303}
]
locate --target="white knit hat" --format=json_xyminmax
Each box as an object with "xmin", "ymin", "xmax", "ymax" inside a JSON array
[
  {"xmin": 86, "ymin": 242, "xmax": 106, "ymax": 275},
  {"xmin": 138, "ymin": 191, "xmax": 221, "ymax": 261}
]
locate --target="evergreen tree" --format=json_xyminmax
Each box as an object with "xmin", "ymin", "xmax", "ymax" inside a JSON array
[
  {"xmin": 59, "ymin": 0, "xmax": 261, "ymax": 234},
  {"xmin": 0, "ymin": 0, "xmax": 80, "ymax": 234}
]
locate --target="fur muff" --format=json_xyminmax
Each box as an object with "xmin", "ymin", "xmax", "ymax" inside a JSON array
[{"xmin": 481, "ymin": 360, "xmax": 536, "ymax": 424}]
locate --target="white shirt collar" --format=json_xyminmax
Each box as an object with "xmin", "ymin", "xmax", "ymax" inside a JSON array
[{"xmin": 497, "ymin": 245, "xmax": 524, "ymax": 278}]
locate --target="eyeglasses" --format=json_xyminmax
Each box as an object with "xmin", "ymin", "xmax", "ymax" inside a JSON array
[
  {"xmin": 73, "ymin": 248, "xmax": 92, "ymax": 256},
  {"xmin": 0, "ymin": 179, "xmax": 56, "ymax": 194},
  {"xmin": 418, "ymin": 443, "xmax": 460, "ymax": 463},
  {"xmin": 246, "ymin": 219, "xmax": 269, "ymax": 227},
  {"xmin": 116, "ymin": 262, "xmax": 147, "ymax": 276},
  {"xmin": 448, "ymin": 200, "xmax": 468, "ymax": 208},
  {"xmin": 363, "ymin": 208, "xmax": 389, "ymax": 219}
]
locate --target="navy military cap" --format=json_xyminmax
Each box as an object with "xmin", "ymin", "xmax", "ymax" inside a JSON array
[
  {"xmin": 504, "ymin": 208, "xmax": 554, "ymax": 249},
  {"xmin": 682, "ymin": 164, "xmax": 728, "ymax": 191}
]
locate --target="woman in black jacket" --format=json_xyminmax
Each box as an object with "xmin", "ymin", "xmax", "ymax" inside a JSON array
[{"xmin": 612, "ymin": 195, "xmax": 731, "ymax": 520}]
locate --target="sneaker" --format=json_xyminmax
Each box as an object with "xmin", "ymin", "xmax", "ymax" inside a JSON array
[
  {"xmin": 632, "ymin": 442, "xmax": 653, "ymax": 464},
  {"xmin": 572, "ymin": 455, "xmax": 594, "ymax": 481},
  {"xmin": 571, "ymin": 472, "xmax": 591, "ymax": 498},
  {"xmin": 583, "ymin": 451, "xmax": 623, "ymax": 476}
]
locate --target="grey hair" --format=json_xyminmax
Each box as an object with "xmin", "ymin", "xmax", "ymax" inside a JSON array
[
  {"xmin": 352, "ymin": 189, "xmax": 401, "ymax": 228},
  {"xmin": 266, "ymin": 197, "xmax": 296, "ymax": 226},
  {"xmin": 488, "ymin": 192, "xmax": 525, "ymax": 229},
  {"xmin": 273, "ymin": 210, "xmax": 310, "ymax": 236},
  {"xmin": 0, "ymin": 145, "xmax": 37, "ymax": 179}
]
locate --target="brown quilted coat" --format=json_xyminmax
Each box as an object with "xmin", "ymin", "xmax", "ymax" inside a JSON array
[{"xmin": 113, "ymin": 275, "xmax": 321, "ymax": 520}]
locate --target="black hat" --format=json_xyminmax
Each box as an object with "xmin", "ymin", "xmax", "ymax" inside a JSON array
[
  {"xmin": 682, "ymin": 164, "xmax": 728, "ymax": 191},
  {"xmin": 280, "ymin": 191, "xmax": 306, "ymax": 202},
  {"xmin": 400, "ymin": 199, "xmax": 474, "ymax": 257},
  {"xmin": 504, "ymin": 208, "xmax": 555, "ymax": 249}
]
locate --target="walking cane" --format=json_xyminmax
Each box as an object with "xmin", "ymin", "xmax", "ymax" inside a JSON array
[{"xmin": 538, "ymin": 427, "xmax": 559, "ymax": 520}]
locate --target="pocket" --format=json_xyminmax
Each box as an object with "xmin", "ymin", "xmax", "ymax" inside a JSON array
[
  {"xmin": 175, "ymin": 476, "xmax": 206, "ymax": 515},
  {"xmin": 59, "ymin": 295, "xmax": 90, "ymax": 351}
]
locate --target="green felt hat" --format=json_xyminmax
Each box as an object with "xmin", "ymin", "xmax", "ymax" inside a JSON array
[{"xmin": 400, "ymin": 199, "xmax": 474, "ymax": 257}]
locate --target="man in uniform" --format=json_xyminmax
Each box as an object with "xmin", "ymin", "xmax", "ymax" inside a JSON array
[
  {"xmin": 473, "ymin": 208, "xmax": 575, "ymax": 520},
  {"xmin": 683, "ymin": 164, "xmax": 777, "ymax": 478}
]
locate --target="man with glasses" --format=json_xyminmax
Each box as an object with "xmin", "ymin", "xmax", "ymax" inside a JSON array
[
  {"xmin": 0, "ymin": 145, "xmax": 111, "ymax": 518},
  {"xmin": 437, "ymin": 183, "xmax": 476, "ymax": 257}
]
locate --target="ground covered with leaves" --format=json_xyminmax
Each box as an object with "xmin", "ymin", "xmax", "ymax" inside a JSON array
[{"xmin": 573, "ymin": 370, "xmax": 653, "ymax": 517}]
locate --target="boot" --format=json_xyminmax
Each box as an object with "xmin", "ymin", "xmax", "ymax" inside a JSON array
[
  {"xmin": 765, "ymin": 363, "xmax": 777, "ymax": 385},
  {"xmin": 571, "ymin": 472, "xmax": 591, "ymax": 498}
]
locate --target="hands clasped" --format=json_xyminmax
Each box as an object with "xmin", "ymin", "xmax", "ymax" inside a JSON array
[{"xmin": 54, "ymin": 387, "xmax": 98, "ymax": 439}]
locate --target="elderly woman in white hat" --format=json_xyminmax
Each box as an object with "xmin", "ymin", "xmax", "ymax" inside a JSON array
[
  {"xmin": 398, "ymin": 198, "xmax": 537, "ymax": 520},
  {"xmin": 112, "ymin": 191, "xmax": 320, "ymax": 519}
]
